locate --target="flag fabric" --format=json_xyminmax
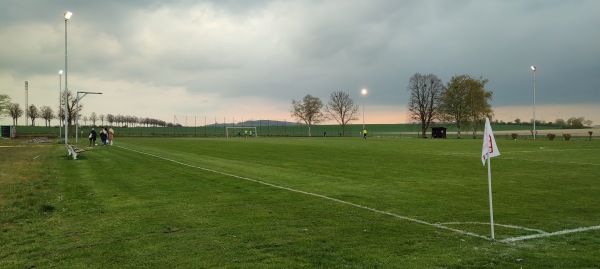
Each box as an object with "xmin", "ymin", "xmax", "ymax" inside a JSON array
[{"xmin": 481, "ymin": 117, "xmax": 500, "ymax": 165}]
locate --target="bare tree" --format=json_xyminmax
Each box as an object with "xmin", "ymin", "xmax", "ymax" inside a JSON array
[
  {"xmin": 9, "ymin": 103, "xmax": 23, "ymax": 126},
  {"xmin": 90, "ymin": 112, "xmax": 98, "ymax": 126},
  {"xmin": 116, "ymin": 114, "xmax": 124, "ymax": 126},
  {"xmin": 40, "ymin": 105, "xmax": 55, "ymax": 127},
  {"xmin": 291, "ymin": 94, "xmax": 325, "ymax": 136},
  {"xmin": 107, "ymin": 114, "xmax": 115, "ymax": 126},
  {"xmin": 325, "ymin": 91, "xmax": 359, "ymax": 136},
  {"xmin": 99, "ymin": 114, "xmax": 105, "ymax": 125},
  {"xmin": 407, "ymin": 73, "xmax": 444, "ymax": 138},
  {"xmin": 26, "ymin": 104, "xmax": 40, "ymax": 126},
  {"xmin": 64, "ymin": 91, "xmax": 82, "ymax": 136},
  {"xmin": 83, "ymin": 116, "xmax": 88, "ymax": 126},
  {"xmin": 0, "ymin": 94, "xmax": 10, "ymax": 119},
  {"xmin": 127, "ymin": 115, "xmax": 138, "ymax": 127}
]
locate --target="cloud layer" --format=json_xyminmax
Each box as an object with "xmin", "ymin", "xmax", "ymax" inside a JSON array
[{"xmin": 1, "ymin": 1, "xmax": 599, "ymax": 125}]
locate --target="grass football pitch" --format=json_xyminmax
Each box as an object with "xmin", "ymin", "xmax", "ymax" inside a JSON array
[{"xmin": 1, "ymin": 136, "xmax": 599, "ymax": 268}]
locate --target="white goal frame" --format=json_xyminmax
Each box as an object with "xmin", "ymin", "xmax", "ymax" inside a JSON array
[{"xmin": 226, "ymin": 127, "xmax": 258, "ymax": 138}]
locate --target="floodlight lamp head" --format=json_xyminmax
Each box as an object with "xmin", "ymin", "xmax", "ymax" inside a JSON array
[
  {"xmin": 361, "ymin": 88, "xmax": 367, "ymax": 95},
  {"xmin": 59, "ymin": 70, "xmax": 63, "ymax": 75},
  {"xmin": 64, "ymin": 11, "xmax": 72, "ymax": 20},
  {"xmin": 531, "ymin": 65, "xmax": 536, "ymax": 71}
]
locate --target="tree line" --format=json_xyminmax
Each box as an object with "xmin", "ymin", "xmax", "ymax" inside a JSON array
[
  {"xmin": 290, "ymin": 72, "xmax": 593, "ymax": 138},
  {"xmin": 495, "ymin": 117, "xmax": 593, "ymax": 129},
  {"xmin": 2, "ymin": 74, "xmax": 594, "ymax": 137},
  {"xmin": 290, "ymin": 73, "xmax": 495, "ymax": 138},
  {"xmin": 0, "ymin": 92, "xmax": 170, "ymax": 132}
]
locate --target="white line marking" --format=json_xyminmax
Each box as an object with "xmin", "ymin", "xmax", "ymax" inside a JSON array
[
  {"xmin": 439, "ymin": 222, "xmax": 548, "ymax": 234},
  {"xmin": 500, "ymin": 157, "xmax": 600, "ymax": 166},
  {"xmin": 435, "ymin": 153, "xmax": 600, "ymax": 166},
  {"xmin": 500, "ymin": 225, "xmax": 600, "ymax": 243},
  {"xmin": 117, "ymin": 145, "xmax": 489, "ymax": 240},
  {"xmin": 117, "ymin": 145, "xmax": 600, "ymax": 242}
]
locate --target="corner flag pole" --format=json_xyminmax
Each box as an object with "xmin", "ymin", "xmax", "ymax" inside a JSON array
[
  {"xmin": 482, "ymin": 117, "xmax": 499, "ymax": 241},
  {"xmin": 487, "ymin": 151, "xmax": 495, "ymax": 240}
]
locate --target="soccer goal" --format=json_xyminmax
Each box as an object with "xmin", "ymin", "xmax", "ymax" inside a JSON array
[{"xmin": 226, "ymin": 127, "xmax": 258, "ymax": 138}]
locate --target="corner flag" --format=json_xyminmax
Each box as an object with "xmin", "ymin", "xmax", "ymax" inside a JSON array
[
  {"xmin": 481, "ymin": 117, "xmax": 500, "ymax": 165},
  {"xmin": 481, "ymin": 117, "xmax": 500, "ymax": 240}
]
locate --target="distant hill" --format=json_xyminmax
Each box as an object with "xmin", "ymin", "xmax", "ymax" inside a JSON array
[{"xmin": 206, "ymin": 120, "xmax": 297, "ymax": 127}]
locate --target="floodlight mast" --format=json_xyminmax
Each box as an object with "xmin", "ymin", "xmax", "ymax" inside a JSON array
[
  {"xmin": 59, "ymin": 70, "xmax": 63, "ymax": 138},
  {"xmin": 361, "ymin": 88, "xmax": 367, "ymax": 130},
  {"xmin": 531, "ymin": 65, "xmax": 536, "ymax": 140},
  {"xmin": 64, "ymin": 11, "xmax": 72, "ymax": 143}
]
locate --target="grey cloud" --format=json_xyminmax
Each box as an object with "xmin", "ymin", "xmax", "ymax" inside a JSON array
[{"xmin": 1, "ymin": 0, "xmax": 599, "ymax": 125}]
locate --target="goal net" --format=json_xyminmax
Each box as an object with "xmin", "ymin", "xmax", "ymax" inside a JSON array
[{"xmin": 225, "ymin": 127, "xmax": 258, "ymax": 138}]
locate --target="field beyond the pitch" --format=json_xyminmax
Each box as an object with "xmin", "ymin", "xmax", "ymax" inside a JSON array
[{"xmin": 1, "ymin": 136, "xmax": 599, "ymax": 268}]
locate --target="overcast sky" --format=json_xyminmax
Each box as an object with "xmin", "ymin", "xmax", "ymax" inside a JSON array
[{"xmin": 1, "ymin": 0, "xmax": 599, "ymax": 126}]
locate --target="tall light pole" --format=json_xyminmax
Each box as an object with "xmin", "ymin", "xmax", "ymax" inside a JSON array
[
  {"xmin": 361, "ymin": 88, "xmax": 368, "ymax": 130},
  {"xmin": 58, "ymin": 70, "xmax": 63, "ymax": 138},
  {"xmin": 531, "ymin": 65, "xmax": 536, "ymax": 140},
  {"xmin": 64, "ymin": 11, "xmax": 72, "ymax": 143},
  {"xmin": 75, "ymin": 91, "xmax": 102, "ymax": 145},
  {"xmin": 25, "ymin": 81, "xmax": 28, "ymax": 126}
]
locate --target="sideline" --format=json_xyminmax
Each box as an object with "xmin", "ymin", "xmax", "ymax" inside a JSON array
[
  {"xmin": 435, "ymin": 152, "xmax": 600, "ymax": 166},
  {"xmin": 118, "ymin": 145, "xmax": 599, "ymax": 242},
  {"xmin": 501, "ymin": 225, "xmax": 600, "ymax": 243},
  {"xmin": 439, "ymin": 221, "xmax": 548, "ymax": 234}
]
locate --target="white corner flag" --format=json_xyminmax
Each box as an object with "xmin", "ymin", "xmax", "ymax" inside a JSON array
[
  {"xmin": 482, "ymin": 117, "xmax": 500, "ymax": 165},
  {"xmin": 481, "ymin": 117, "xmax": 500, "ymax": 240}
]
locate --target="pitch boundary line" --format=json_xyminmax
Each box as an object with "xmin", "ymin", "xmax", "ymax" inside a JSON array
[
  {"xmin": 435, "ymin": 153, "xmax": 599, "ymax": 166},
  {"xmin": 438, "ymin": 222, "xmax": 548, "ymax": 234},
  {"xmin": 117, "ymin": 145, "xmax": 598, "ymax": 242},
  {"xmin": 500, "ymin": 225, "xmax": 600, "ymax": 243}
]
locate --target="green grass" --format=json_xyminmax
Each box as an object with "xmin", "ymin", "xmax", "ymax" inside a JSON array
[{"xmin": 1, "ymin": 136, "xmax": 599, "ymax": 268}]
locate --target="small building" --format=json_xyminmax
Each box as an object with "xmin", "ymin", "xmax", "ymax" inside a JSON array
[
  {"xmin": 431, "ymin": 127, "xmax": 447, "ymax": 139},
  {"xmin": 1, "ymin": 126, "xmax": 16, "ymax": 138}
]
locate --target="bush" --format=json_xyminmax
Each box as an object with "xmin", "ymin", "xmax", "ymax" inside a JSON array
[
  {"xmin": 547, "ymin": 133, "xmax": 556, "ymax": 141},
  {"xmin": 511, "ymin": 133, "xmax": 518, "ymax": 140},
  {"xmin": 563, "ymin": 133, "xmax": 571, "ymax": 141}
]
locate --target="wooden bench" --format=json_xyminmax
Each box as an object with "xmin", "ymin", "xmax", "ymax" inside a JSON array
[{"xmin": 65, "ymin": 144, "xmax": 85, "ymax": 159}]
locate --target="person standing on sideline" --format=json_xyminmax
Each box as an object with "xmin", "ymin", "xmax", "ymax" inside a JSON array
[
  {"xmin": 100, "ymin": 128, "xmax": 107, "ymax": 146},
  {"xmin": 108, "ymin": 127, "xmax": 115, "ymax": 146},
  {"xmin": 363, "ymin": 129, "xmax": 367, "ymax": 140},
  {"xmin": 89, "ymin": 128, "xmax": 97, "ymax": 146}
]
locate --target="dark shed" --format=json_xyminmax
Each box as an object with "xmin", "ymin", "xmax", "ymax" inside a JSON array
[{"xmin": 431, "ymin": 127, "xmax": 447, "ymax": 138}]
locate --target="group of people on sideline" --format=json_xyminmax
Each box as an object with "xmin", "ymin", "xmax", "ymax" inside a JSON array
[{"xmin": 89, "ymin": 127, "xmax": 114, "ymax": 146}]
